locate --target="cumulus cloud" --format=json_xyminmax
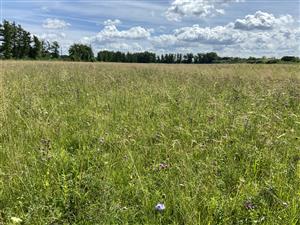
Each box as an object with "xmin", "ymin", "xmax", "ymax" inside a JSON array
[
  {"xmin": 173, "ymin": 24, "xmax": 245, "ymax": 45},
  {"xmin": 239, "ymin": 27, "xmax": 300, "ymax": 52},
  {"xmin": 82, "ymin": 13, "xmax": 299, "ymax": 57},
  {"xmin": 43, "ymin": 18, "xmax": 71, "ymax": 29},
  {"xmin": 151, "ymin": 23, "xmax": 245, "ymax": 48},
  {"xmin": 84, "ymin": 19, "xmax": 153, "ymax": 44},
  {"xmin": 165, "ymin": 0, "xmax": 243, "ymax": 21},
  {"xmin": 152, "ymin": 11, "xmax": 300, "ymax": 56},
  {"xmin": 81, "ymin": 19, "xmax": 153, "ymax": 52},
  {"xmin": 234, "ymin": 11, "xmax": 294, "ymax": 30},
  {"xmin": 151, "ymin": 34, "xmax": 179, "ymax": 47}
]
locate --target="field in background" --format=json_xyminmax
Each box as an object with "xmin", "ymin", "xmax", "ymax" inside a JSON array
[{"xmin": 0, "ymin": 61, "xmax": 299, "ymax": 224}]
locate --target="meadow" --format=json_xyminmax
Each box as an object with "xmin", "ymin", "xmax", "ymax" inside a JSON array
[{"xmin": 0, "ymin": 61, "xmax": 299, "ymax": 224}]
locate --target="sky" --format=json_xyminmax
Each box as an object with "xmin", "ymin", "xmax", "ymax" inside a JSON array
[{"xmin": 2, "ymin": 0, "xmax": 300, "ymax": 57}]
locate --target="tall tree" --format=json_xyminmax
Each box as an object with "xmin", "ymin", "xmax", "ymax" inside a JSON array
[
  {"xmin": 20, "ymin": 30, "xmax": 31, "ymax": 58},
  {"xmin": 69, "ymin": 44, "xmax": 94, "ymax": 61},
  {"xmin": 50, "ymin": 41, "xmax": 60, "ymax": 58},
  {"xmin": 0, "ymin": 20, "xmax": 13, "ymax": 59},
  {"xmin": 183, "ymin": 53, "xmax": 194, "ymax": 64},
  {"xmin": 42, "ymin": 40, "xmax": 51, "ymax": 58},
  {"xmin": 11, "ymin": 22, "xmax": 19, "ymax": 58},
  {"xmin": 30, "ymin": 35, "xmax": 42, "ymax": 59},
  {"xmin": 176, "ymin": 53, "xmax": 182, "ymax": 63}
]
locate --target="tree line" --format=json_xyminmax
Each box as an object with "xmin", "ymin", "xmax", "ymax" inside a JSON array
[
  {"xmin": 97, "ymin": 51, "xmax": 156, "ymax": 63},
  {"xmin": 0, "ymin": 20, "xmax": 60, "ymax": 59},
  {"xmin": 86, "ymin": 50, "xmax": 300, "ymax": 64},
  {"xmin": 1, "ymin": 20, "xmax": 299, "ymax": 64}
]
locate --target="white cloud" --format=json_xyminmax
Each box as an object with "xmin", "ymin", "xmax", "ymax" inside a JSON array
[
  {"xmin": 38, "ymin": 32, "xmax": 66, "ymax": 41},
  {"xmin": 85, "ymin": 19, "xmax": 152, "ymax": 44},
  {"xmin": 82, "ymin": 19, "xmax": 153, "ymax": 52},
  {"xmin": 239, "ymin": 27, "xmax": 300, "ymax": 54},
  {"xmin": 152, "ymin": 11, "xmax": 300, "ymax": 57},
  {"xmin": 151, "ymin": 24, "xmax": 245, "ymax": 49},
  {"xmin": 165, "ymin": 0, "xmax": 243, "ymax": 21},
  {"xmin": 234, "ymin": 11, "xmax": 294, "ymax": 30},
  {"xmin": 103, "ymin": 19, "xmax": 121, "ymax": 26},
  {"xmin": 173, "ymin": 24, "xmax": 245, "ymax": 45},
  {"xmin": 82, "ymin": 12, "xmax": 299, "ymax": 57},
  {"xmin": 101, "ymin": 42, "xmax": 144, "ymax": 52},
  {"xmin": 43, "ymin": 18, "xmax": 71, "ymax": 29},
  {"xmin": 151, "ymin": 34, "xmax": 179, "ymax": 47}
]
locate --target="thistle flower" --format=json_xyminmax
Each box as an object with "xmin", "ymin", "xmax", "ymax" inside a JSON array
[{"xmin": 244, "ymin": 200, "xmax": 255, "ymax": 210}]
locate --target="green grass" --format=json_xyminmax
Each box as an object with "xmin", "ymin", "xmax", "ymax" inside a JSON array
[{"xmin": 0, "ymin": 61, "xmax": 300, "ymax": 224}]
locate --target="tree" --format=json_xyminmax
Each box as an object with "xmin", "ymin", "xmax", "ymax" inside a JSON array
[
  {"xmin": 50, "ymin": 41, "xmax": 60, "ymax": 58},
  {"xmin": 97, "ymin": 50, "xmax": 156, "ymax": 63},
  {"xmin": 0, "ymin": 20, "xmax": 13, "ymax": 59},
  {"xmin": 97, "ymin": 50, "xmax": 113, "ymax": 62},
  {"xmin": 42, "ymin": 40, "xmax": 51, "ymax": 58},
  {"xmin": 161, "ymin": 55, "xmax": 165, "ymax": 63},
  {"xmin": 183, "ymin": 53, "xmax": 194, "ymax": 64},
  {"xmin": 0, "ymin": 20, "xmax": 42, "ymax": 59},
  {"xmin": 69, "ymin": 44, "xmax": 94, "ymax": 61},
  {"xmin": 281, "ymin": 56, "xmax": 300, "ymax": 62},
  {"xmin": 30, "ymin": 35, "xmax": 42, "ymax": 59},
  {"xmin": 136, "ymin": 52, "xmax": 156, "ymax": 63},
  {"xmin": 11, "ymin": 22, "xmax": 19, "ymax": 58},
  {"xmin": 205, "ymin": 52, "xmax": 218, "ymax": 63},
  {"xmin": 11, "ymin": 23, "xmax": 30, "ymax": 59},
  {"xmin": 176, "ymin": 53, "xmax": 182, "ymax": 63},
  {"xmin": 20, "ymin": 30, "xmax": 31, "ymax": 58}
]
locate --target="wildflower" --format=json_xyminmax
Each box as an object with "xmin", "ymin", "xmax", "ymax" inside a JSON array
[
  {"xmin": 244, "ymin": 200, "xmax": 255, "ymax": 210},
  {"xmin": 99, "ymin": 137, "xmax": 105, "ymax": 144},
  {"xmin": 155, "ymin": 203, "xmax": 165, "ymax": 212},
  {"xmin": 159, "ymin": 163, "xmax": 169, "ymax": 170},
  {"xmin": 11, "ymin": 217, "xmax": 22, "ymax": 223}
]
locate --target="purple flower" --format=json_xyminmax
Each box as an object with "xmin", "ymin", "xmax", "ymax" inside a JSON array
[
  {"xmin": 244, "ymin": 200, "xmax": 255, "ymax": 210},
  {"xmin": 155, "ymin": 203, "xmax": 165, "ymax": 212}
]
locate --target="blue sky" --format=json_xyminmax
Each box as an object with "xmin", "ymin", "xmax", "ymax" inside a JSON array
[{"xmin": 2, "ymin": 0, "xmax": 300, "ymax": 57}]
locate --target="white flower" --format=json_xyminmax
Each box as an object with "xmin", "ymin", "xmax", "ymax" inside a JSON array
[
  {"xmin": 11, "ymin": 217, "xmax": 22, "ymax": 223},
  {"xmin": 155, "ymin": 203, "xmax": 165, "ymax": 212}
]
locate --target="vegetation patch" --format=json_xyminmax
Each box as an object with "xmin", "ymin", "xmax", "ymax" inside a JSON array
[{"xmin": 0, "ymin": 62, "xmax": 299, "ymax": 224}]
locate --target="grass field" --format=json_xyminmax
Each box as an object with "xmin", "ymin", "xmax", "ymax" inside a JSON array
[{"xmin": 0, "ymin": 61, "xmax": 300, "ymax": 224}]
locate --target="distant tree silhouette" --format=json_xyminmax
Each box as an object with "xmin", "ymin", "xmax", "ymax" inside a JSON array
[
  {"xmin": 0, "ymin": 20, "xmax": 14, "ymax": 59},
  {"xmin": 69, "ymin": 44, "xmax": 94, "ymax": 61},
  {"xmin": 0, "ymin": 20, "xmax": 61, "ymax": 60},
  {"xmin": 50, "ymin": 41, "xmax": 60, "ymax": 58},
  {"xmin": 30, "ymin": 35, "xmax": 42, "ymax": 59},
  {"xmin": 281, "ymin": 56, "xmax": 300, "ymax": 62}
]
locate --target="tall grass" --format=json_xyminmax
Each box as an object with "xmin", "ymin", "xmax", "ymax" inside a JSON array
[{"xmin": 0, "ymin": 61, "xmax": 299, "ymax": 224}]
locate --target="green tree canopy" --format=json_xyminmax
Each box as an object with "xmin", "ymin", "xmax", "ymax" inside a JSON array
[
  {"xmin": 69, "ymin": 44, "xmax": 94, "ymax": 61},
  {"xmin": 0, "ymin": 20, "xmax": 61, "ymax": 60}
]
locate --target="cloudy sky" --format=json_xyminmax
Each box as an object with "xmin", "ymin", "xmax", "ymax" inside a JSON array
[{"xmin": 3, "ymin": 0, "xmax": 300, "ymax": 57}]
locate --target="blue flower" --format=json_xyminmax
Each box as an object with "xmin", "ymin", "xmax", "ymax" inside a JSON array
[{"xmin": 155, "ymin": 203, "xmax": 165, "ymax": 212}]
